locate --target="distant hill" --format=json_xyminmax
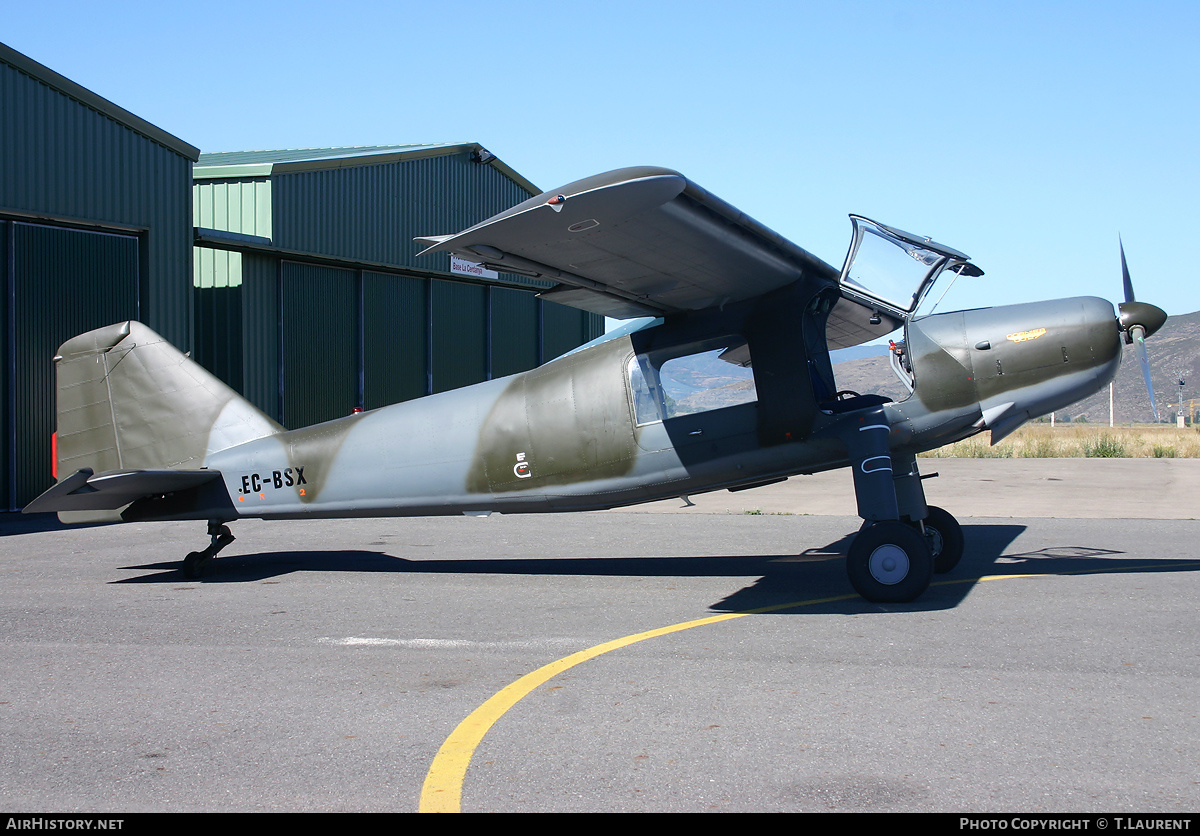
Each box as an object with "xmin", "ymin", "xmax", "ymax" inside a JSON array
[
  {"xmin": 830, "ymin": 344, "xmax": 890, "ymax": 364},
  {"xmin": 831, "ymin": 309, "xmax": 1200, "ymax": 424}
]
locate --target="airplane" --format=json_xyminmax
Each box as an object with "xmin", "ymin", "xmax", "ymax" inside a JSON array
[{"xmin": 22, "ymin": 166, "xmax": 1167, "ymax": 603}]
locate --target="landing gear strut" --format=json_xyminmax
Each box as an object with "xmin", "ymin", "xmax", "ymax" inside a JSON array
[
  {"xmin": 831, "ymin": 407, "xmax": 961, "ymax": 602},
  {"xmin": 182, "ymin": 520, "xmax": 235, "ymax": 579}
]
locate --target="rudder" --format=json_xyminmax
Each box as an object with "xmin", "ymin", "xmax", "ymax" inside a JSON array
[
  {"xmin": 55, "ymin": 321, "xmax": 282, "ymax": 475},
  {"xmin": 28, "ymin": 321, "xmax": 282, "ymax": 520}
]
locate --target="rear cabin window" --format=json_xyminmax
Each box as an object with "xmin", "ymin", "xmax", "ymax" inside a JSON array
[{"xmin": 627, "ymin": 336, "xmax": 756, "ymax": 426}]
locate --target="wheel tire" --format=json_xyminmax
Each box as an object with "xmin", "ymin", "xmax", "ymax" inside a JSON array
[
  {"xmin": 847, "ymin": 520, "xmax": 934, "ymax": 603},
  {"xmin": 921, "ymin": 505, "xmax": 964, "ymax": 574},
  {"xmin": 183, "ymin": 551, "xmax": 207, "ymax": 579}
]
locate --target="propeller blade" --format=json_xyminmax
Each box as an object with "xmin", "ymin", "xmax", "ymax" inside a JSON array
[
  {"xmin": 1117, "ymin": 241, "xmax": 1165, "ymax": 420},
  {"xmin": 1131, "ymin": 325, "xmax": 1159, "ymax": 421},
  {"xmin": 1120, "ymin": 238, "xmax": 1135, "ymax": 303}
]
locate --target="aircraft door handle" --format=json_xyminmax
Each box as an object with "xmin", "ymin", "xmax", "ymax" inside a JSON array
[{"xmin": 688, "ymin": 429, "xmax": 703, "ymax": 436}]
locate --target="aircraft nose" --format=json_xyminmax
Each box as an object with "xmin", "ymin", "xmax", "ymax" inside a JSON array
[{"xmin": 964, "ymin": 296, "xmax": 1123, "ymax": 439}]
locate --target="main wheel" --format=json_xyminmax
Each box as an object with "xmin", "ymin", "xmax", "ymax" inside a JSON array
[
  {"xmin": 920, "ymin": 505, "xmax": 964, "ymax": 574},
  {"xmin": 847, "ymin": 520, "xmax": 934, "ymax": 603}
]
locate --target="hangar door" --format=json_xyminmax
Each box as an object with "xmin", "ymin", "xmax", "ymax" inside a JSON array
[
  {"xmin": 274, "ymin": 262, "xmax": 585, "ymax": 431},
  {"xmin": 2, "ymin": 221, "xmax": 140, "ymax": 510},
  {"xmin": 281, "ymin": 262, "xmax": 358, "ymax": 430},
  {"xmin": 279, "ymin": 263, "xmax": 491, "ymax": 428}
]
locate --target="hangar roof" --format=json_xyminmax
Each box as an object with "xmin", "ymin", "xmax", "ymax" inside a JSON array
[
  {"xmin": 0, "ymin": 41, "xmax": 199, "ymax": 161},
  {"xmin": 195, "ymin": 143, "xmax": 539, "ymax": 195}
]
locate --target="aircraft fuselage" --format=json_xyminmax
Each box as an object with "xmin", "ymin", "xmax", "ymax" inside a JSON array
[{"xmin": 192, "ymin": 294, "xmax": 1123, "ymax": 523}]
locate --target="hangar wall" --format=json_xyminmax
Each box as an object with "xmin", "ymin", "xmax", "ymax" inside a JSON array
[
  {"xmin": 193, "ymin": 146, "xmax": 603, "ymax": 429},
  {"xmin": 0, "ymin": 43, "xmax": 199, "ymax": 510}
]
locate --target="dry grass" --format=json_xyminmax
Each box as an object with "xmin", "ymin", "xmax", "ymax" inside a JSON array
[{"xmin": 920, "ymin": 424, "xmax": 1200, "ymax": 458}]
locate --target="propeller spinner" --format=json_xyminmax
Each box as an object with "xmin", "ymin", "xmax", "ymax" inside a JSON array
[{"xmin": 1117, "ymin": 240, "xmax": 1168, "ymax": 421}]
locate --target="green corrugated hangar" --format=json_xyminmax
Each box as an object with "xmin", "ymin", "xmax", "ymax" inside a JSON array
[
  {"xmin": 192, "ymin": 146, "xmax": 602, "ymax": 430},
  {"xmin": 0, "ymin": 42, "xmax": 602, "ymax": 510},
  {"xmin": 0, "ymin": 43, "xmax": 198, "ymax": 511}
]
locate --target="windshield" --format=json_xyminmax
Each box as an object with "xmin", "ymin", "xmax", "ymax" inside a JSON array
[
  {"xmin": 838, "ymin": 216, "xmax": 978, "ymax": 318},
  {"xmin": 843, "ymin": 227, "xmax": 940, "ymax": 311}
]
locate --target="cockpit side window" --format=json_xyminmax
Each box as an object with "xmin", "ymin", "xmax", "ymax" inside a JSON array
[
  {"xmin": 627, "ymin": 335, "xmax": 756, "ymax": 426},
  {"xmin": 628, "ymin": 354, "xmax": 666, "ymax": 425}
]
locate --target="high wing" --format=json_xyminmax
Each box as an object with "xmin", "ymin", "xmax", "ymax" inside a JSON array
[{"xmin": 417, "ymin": 166, "xmax": 900, "ymax": 346}]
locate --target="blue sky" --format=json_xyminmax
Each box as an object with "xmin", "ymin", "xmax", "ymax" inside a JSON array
[{"xmin": 5, "ymin": 1, "xmax": 1198, "ymax": 316}]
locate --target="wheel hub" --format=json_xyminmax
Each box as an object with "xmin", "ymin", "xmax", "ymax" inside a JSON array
[{"xmin": 868, "ymin": 544, "xmax": 910, "ymax": 585}]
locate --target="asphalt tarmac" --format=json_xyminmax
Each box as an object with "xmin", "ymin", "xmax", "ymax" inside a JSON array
[{"xmin": 0, "ymin": 459, "xmax": 1197, "ymax": 813}]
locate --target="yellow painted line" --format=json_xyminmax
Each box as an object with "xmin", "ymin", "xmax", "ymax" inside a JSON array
[
  {"xmin": 418, "ymin": 590, "xmax": 858, "ymax": 812},
  {"xmin": 419, "ymin": 613, "xmax": 735, "ymax": 812},
  {"xmin": 418, "ymin": 561, "xmax": 1199, "ymax": 812}
]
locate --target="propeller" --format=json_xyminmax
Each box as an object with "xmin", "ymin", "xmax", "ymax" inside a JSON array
[{"xmin": 1117, "ymin": 239, "xmax": 1167, "ymax": 421}]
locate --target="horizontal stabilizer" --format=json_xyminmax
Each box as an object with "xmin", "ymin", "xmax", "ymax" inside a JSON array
[{"xmin": 22, "ymin": 468, "xmax": 222, "ymax": 514}]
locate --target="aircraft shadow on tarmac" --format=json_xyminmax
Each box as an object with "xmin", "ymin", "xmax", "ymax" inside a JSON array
[{"xmin": 112, "ymin": 522, "xmax": 1199, "ymax": 615}]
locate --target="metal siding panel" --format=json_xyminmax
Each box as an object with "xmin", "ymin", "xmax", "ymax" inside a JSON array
[
  {"xmin": 0, "ymin": 221, "xmax": 7, "ymax": 509},
  {"xmin": 212, "ymin": 182, "xmax": 230, "ymax": 229},
  {"xmin": 282, "ymin": 262, "xmax": 357, "ymax": 428},
  {"xmin": 240, "ymin": 253, "xmax": 280, "ymax": 420},
  {"xmin": 193, "ymin": 178, "xmax": 270, "ymax": 291},
  {"xmin": 541, "ymin": 299, "xmax": 592, "ymax": 362},
  {"xmin": 272, "ymin": 152, "xmax": 536, "ymax": 277},
  {"xmin": 11, "ymin": 224, "xmax": 138, "ymax": 507},
  {"xmin": 0, "ymin": 58, "xmax": 194, "ymax": 348},
  {"xmin": 193, "ymin": 284, "xmax": 244, "ymax": 392},
  {"xmin": 192, "ymin": 178, "xmax": 271, "ymax": 239},
  {"xmin": 431, "ymin": 280, "xmax": 486, "ymax": 394},
  {"xmin": 489, "ymin": 286, "xmax": 539, "ymax": 378},
  {"xmin": 363, "ymin": 272, "xmax": 427, "ymax": 409},
  {"xmin": 586, "ymin": 311, "xmax": 605, "ymax": 342},
  {"xmin": 255, "ymin": 180, "xmax": 272, "ymax": 236},
  {"xmin": 141, "ymin": 148, "xmax": 195, "ymax": 348}
]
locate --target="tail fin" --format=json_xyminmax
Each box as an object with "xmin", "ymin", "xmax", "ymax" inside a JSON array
[
  {"xmin": 25, "ymin": 322, "xmax": 282, "ymax": 521},
  {"xmin": 55, "ymin": 321, "xmax": 282, "ymax": 475}
]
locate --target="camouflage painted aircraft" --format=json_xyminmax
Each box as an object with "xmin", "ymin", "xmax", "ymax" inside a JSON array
[{"xmin": 24, "ymin": 167, "xmax": 1166, "ymax": 603}]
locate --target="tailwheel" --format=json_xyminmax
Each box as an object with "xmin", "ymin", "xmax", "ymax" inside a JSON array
[
  {"xmin": 918, "ymin": 505, "xmax": 963, "ymax": 574},
  {"xmin": 847, "ymin": 520, "xmax": 933, "ymax": 603},
  {"xmin": 180, "ymin": 521, "xmax": 236, "ymax": 579},
  {"xmin": 183, "ymin": 551, "xmax": 210, "ymax": 579}
]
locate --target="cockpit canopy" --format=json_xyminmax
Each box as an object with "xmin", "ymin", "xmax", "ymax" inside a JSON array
[{"xmin": 838, "ymin": 215, "xmax": 983, "ymax": 321}]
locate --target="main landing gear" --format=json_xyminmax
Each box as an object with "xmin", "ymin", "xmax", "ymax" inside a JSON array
[
  {"xmin": 847, "ymin": 520, "xmax": 933, "ymax": 603},
  {"xmin": 834, "ymin": 406, "xmax": 964, "ymax": 603},
  {"xmin": 182, "ymin": 519, "xmax": 236, "ymax": 579},
  {"xmin": 845, "ymin": 505, "xmax": 964, "ymax": 603}
]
